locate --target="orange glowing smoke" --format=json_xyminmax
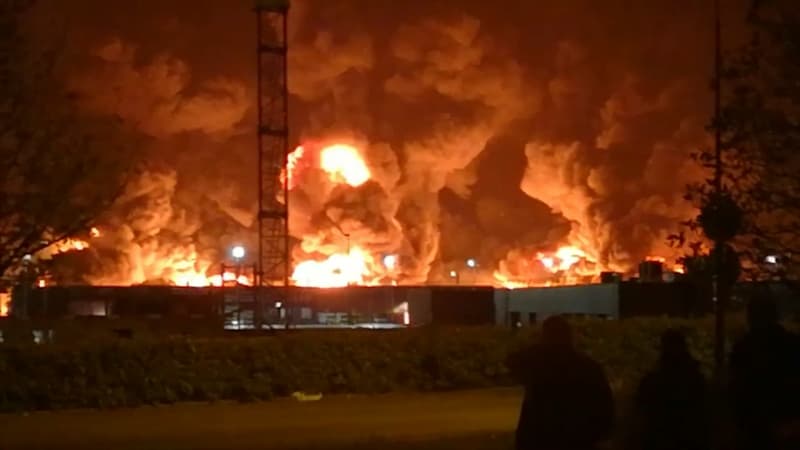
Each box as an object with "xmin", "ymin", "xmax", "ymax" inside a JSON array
[
  {"xmin": 160, "ymin": 265, "xmax": 252, "ymax": 288},
  {"xmin": 538, "ymin": 246, "xmax": 596, "ymax": 274},
  {"xmin": 50, "ymin": 238, "xmax": 89, "ymax": 253},
  {"xmin": 645, "ymin": 255, "xmax": 666, "ymax": 263},
  {"xmin": 493, "ymin": 244, "xmax": 601, "ymax": 288},
  {"xmin": 37, "ymin": 227, "xmax": 254, "ymax": 288},
  {"xmin": 645, "ymin": 255, "xmax": 685, "ymax": 274},
  {"xmin": 291, "ymin": 246, "xmax": 378, "ymax": 288},
  {"xmin": 319, "ymin": 144, "xmax": 371, "ymax": 187},
  {"xmin": 35, "ymin": 235, "xmax": 92, "ymax": 261},
  {"xmin": 0, "ymin": 292, "xmax": 9, "ymax": 317},
  {"xmin": 285, "ymin": 143, "xmax": 379, "ymax": 288},
  {"xmin": 282, "ymin": 145, "xmax": 306, "ymax": 190},
  {"xmin": 493, "ymin": 272, "xmax": 528, "ymax": 289}
]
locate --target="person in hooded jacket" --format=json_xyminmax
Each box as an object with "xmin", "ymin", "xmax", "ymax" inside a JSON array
[
  {"xmin": 507, "ymin": 315, "xmax": 615, "ymax": 450},
  {"xmin": 632, "ymin": 329, "xmax": 710, "ymax": 450}
]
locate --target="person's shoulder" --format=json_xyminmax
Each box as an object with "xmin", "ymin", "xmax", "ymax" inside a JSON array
[
  {"xmin": 731, "ymin": 334, "xmax": 753, "ymax": 359},
  {"xmin": 574, "ymin": 351, "xmax": 606, "ymax": 373}
]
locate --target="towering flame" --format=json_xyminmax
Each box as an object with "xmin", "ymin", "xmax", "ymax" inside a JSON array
[{"xmin": 287, "ymin": 141, "xmax": 387, "ymax": 288}]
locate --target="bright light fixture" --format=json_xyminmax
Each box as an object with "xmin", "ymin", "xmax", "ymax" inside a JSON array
[
  {"xmin": 231, "ymin": 245, "xmax": 246, "ymax": 260},
  {"xmin": 383, "ymin": 254, "xmax": 398, "ymax": 270},
  {"xmin": 466, "ymin": 258, "xmax": 477, "ymax": 269}
]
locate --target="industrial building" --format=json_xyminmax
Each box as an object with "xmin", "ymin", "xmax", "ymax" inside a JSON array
[
  {"xmin": 495, "ymin": 281, "xmax": 707, "ymax": 326},
  {"xmin": 8, "ymin": 279, "xmax": 707, "ymax": 332}
]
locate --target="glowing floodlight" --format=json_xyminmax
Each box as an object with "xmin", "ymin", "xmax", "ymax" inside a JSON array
[
  {"xmin": 383, "ymin": 254, "xmax": 398, "ymax": 271},
  {"xmin": 231, "ymin": 245, "xmax": 246, "ymax": 260}
]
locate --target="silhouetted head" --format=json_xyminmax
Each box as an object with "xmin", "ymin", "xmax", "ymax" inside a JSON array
[
  {"xmin": 747, "ymin": 294, "xmax": 779, "ymax": 332},
  {"xmin": 541, "ymin": 316, "xmax": 573, "ymax": 348},
  {"xmin": 659, "ymin": 329, "xmax": 691, "ymax": 365}
]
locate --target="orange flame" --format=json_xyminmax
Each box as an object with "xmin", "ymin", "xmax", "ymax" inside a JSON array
[
  {"xmin": 281, "ymin": 145, "xmax": 306, "ymax": 190},
  {"xmin": 537, "ymin": 246, "xmax": 595, "ymax": 273},
  {"xmin": 319, "ymin": 144, "xmax": 371, "ymax": 187},
  {"xmin": 51, "ymin": 238, "xmax": 89, "ymax": 253},
  {"xmin": 291, "ymin": 246, "xmax": 378, "ymax": 288},
  {"xmin": 36, "ymin": 236, "xmax": 92, "ymax": 261},
  {"xmin": 0, "ymin": 292, "xmax": 9, "ymax": 317},
  {"xmin": 493, "ymin": 271, "xmax": 527, "ymax": 289},
  {"xmin": 170, "ymin": 269, "xmax": 252, "ymax": 287},
  {"xmin": 493, "ymin": 244, "xmax": 601, "ymax": 288}
]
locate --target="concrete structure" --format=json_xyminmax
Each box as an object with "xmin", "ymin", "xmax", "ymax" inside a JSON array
[
  {"xmin": 494, "ymin": 284, "xmax": 618, "ymax": 327},
  {"xmin": 10, "ymin": 282, "xmax": 707, "ymax": 334},
  {"xmin": 494, "ymin": 281, "xmax": 708, "ymax": 327},
  {"xmin": 10, "ymin": 285, "xmax": 496, "ymax": 329}
]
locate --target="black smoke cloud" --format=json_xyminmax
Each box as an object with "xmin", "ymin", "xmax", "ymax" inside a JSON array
[{"xmin": 31, "ymin": 0, "xmax": 747, "ymax": 284}]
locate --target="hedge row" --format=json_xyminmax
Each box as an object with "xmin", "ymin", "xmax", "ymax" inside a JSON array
[{"xmin": 0, "ymin": 318, "xmax": 737, "ymax": 412}]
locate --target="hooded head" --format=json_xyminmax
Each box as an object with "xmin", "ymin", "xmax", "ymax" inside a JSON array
[
  {"xmin": 541, "ymin": 315, "xmax": 574, "ymax": 349},
  {"xmin": 747, "ymin": 293, "xmax": 779, "ymax": 333},
  {"xmin": 659, "ymin": 328, "xmax": 692, "ymax": 366}
]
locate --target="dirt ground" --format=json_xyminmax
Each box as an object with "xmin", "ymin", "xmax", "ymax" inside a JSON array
[{"xmin": 0, "ymin": 388, "xmax": 522, "ymax": 450}]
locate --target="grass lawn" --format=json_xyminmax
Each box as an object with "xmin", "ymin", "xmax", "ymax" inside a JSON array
[{"xmin": 0, "ymin": 388, "xmax": 522, "ymax": 450}]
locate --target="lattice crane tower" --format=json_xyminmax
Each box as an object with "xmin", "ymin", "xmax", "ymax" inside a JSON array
[{"xmin": 255, "ymin": 0, "xmax": 290, "ymax": 289}]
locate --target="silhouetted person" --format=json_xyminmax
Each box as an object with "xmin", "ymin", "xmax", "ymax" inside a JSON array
[
  {"xmin": 632, "ymin": 329, "xmax": 709, "ymax": 450},
  {"xmin": 730, "ymin": 295, "xmax": 800, "ymax": 450},
  {"xmin": 507, "ymin": 316, "xmax": 614, "ymax": 450}
]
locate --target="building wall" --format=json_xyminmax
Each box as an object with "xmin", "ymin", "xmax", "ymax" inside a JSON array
[
  {"xmin": 618, "ymin": 282, "xmax": 705, "ymax": 317},
  {"xmin": 494, "ymin": 284, "xmax": 620, "ymax": 326}
]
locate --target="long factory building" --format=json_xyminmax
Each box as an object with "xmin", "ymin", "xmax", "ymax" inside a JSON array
[{"xmin": 9, "ymin": 279, "xmax": 711, "ymax": 330}]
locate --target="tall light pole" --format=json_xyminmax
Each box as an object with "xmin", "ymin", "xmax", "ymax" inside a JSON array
[
  {"xmin": 449, "ymin": 270, "xmax": 460, "ymax": 285},
  {"xmin": 466, "ymin": 258, "xmax": 477, "ymax": 283},
  {"xmin": 702, "ymin": 0, "xmax": 740, "ymax": 382},
  {"xmin": 712, "ymin": 0, "xmax": 725, "ymax": 380}
]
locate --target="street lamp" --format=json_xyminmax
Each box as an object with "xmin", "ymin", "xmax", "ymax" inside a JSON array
[
  {"xmin": 383, "ymin": 254, "xmax": 398, "ymax": 271},
  {"xmin": 465, "ymin": 258, "xmax": 478, "ymax": 283},
  {"xmin": 231, "ymin": 245, "xmax": 246, "ymax": 261},
  {"xmin": 449, "ymin": 270, "xmax": 459, "ymax": 285}
]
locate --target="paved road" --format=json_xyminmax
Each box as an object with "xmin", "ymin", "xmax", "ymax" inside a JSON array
[{"xmin": 0, "ymin": 389, "xmax": 522, "ymax": 450}]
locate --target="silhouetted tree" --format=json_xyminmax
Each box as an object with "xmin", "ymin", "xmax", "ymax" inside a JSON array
[
  {"xmin": 0, "ymin": 0, "xmax": 135, "ymax": 278},
  {"xmin": 679, "ymin": 0, "xmax": 800, "ymax": 281}
]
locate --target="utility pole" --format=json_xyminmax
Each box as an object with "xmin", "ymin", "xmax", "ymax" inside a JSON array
[
  {"xmin": 702, "ymin": 0, "xmax": 740, "ymax": 383},
  {"xmin": 712, "ymin": 0, "xmax": 725, "ymax": 381}
]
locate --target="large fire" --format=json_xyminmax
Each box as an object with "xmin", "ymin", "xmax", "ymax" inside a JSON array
[
  {"xmin": 292, "ymin": 246, "xmax": 380, "ymax": 288},
  {"xmin": 493, "ymin": 245, "xmax": 602, "ymax": 289},
  {"xmin": 29, "ymin": 141, "xmax": 682, "ymax": 291}
]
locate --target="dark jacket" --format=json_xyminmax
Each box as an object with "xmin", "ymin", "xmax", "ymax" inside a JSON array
[
  {"xmin": 634, "ymin": 356, "xmax": 709, "ymax": 450},
  {"xmin": 730, "ymin": 325, "xmax": 800, "ymax": 450},
  {"xmin": 509, "ymin": 344, "xmax": 615, "ymax": 450}
]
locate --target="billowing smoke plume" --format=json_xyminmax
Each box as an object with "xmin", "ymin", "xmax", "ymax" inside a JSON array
[{"xmin": 35, "ymin": 0, "xmax": 727, "ymax": 286}]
